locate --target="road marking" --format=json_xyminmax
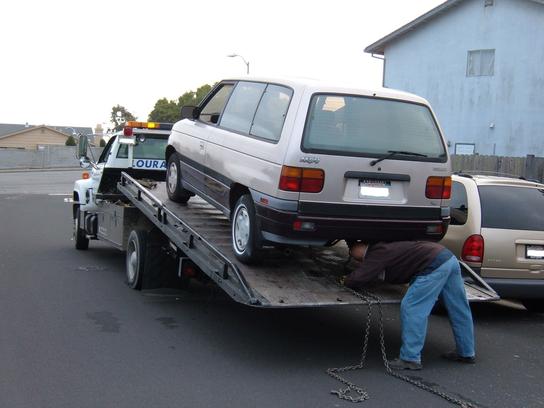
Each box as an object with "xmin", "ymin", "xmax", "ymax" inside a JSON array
[
  {"xmin": 49, "ymin": 193, "xmax": 71, "ymax": 196},
  {"xmin": 64, "ymin": 198, "xmax": 74, "ymax": 203}
]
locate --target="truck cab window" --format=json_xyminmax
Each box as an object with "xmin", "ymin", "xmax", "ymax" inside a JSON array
[{"xmin": 98, "ymin": 136, "xmax": 116, "ymax": 163}]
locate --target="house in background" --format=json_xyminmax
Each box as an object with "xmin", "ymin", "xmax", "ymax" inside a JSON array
[
  {"xmin": 0, "ymin": 123, "xmax": 94, "ymax": 149},
  {"xmin": 365, "ymin": 0, "xmax": 544, "ymax": 157}
]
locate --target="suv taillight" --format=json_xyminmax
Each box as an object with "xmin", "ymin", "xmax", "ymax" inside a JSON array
[
  {"xmin": 279, "ymin": 166, "xmax": 324, "ymax": 193},
  {"xmin": 426, "ymin": 176, "xmax": 452, "ymax": 199},
  {"xmin": 462, "ymin": 234, "xmax": 484, "ymax": 263}
]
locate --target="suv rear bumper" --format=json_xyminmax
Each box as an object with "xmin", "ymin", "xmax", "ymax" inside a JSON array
[
  {"xmin": 483, "ymin": 278, "xmax": 544, "ymax": 299},
  {"xmin": 255, "ymin": 202, "xmax": 449, "ymax": 244}
]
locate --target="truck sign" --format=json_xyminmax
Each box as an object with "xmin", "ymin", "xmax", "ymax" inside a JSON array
[{"xmin": 132, "ymin": 159, "xmax": 167, "ymax": 170}]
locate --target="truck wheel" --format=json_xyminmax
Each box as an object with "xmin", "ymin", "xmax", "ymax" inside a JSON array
[
  {"xmin": 166, "ymin": 152, "xmax": 192, "ymax": 204},
  {"xmin": 126, "ymin": 230, "xmax": 147, "ymax": 290},
  {"xmin": 232, "ymin": 194, "xmax": 261, "ymax": 264},
  {"xmin": 74, "ymin": 206, "xmax": 89, "ymax": 250},
  {"xmin": 522, "ymin": 299, "xmax": 544, "ymax": 313}
]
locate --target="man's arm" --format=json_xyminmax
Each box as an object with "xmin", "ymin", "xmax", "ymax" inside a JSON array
[{"xmin": 344, "ymin": 258, "xmax": 385, "ymax": 289}]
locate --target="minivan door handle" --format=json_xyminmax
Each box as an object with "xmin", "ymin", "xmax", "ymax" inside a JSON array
[{"xmin": 199, "ymin": 142, "xmax": 205, "ymax": 151}]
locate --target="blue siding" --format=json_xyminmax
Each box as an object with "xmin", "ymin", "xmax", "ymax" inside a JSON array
[{"xmin": 383, "ymin": 0, "xmax": 544, "ymax": 157}]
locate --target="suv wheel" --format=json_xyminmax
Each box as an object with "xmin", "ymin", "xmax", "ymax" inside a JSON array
[
  {"xmin": 166, "ymin": 152, "xmax": 192, "ymax": 204},
  {"xmin": 232, "ymin": 194, "xmax": 261, "ymax": 264},
  {"xmin": 522, "ymin": 299, "xmax": 544, "ymax": 313}
]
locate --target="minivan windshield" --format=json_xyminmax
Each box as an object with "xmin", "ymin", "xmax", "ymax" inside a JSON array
[
  {"xmin": 302, "ymin": 94, "xmax": 446, "ymax": 160},
  {"xmin": 479, "ymin": 185, "xmax": 544, "ymax": 230}
]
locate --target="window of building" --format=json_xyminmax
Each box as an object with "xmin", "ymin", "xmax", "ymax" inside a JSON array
[{"xmin": 467, "ymin": 49, "xmax": 495, "ymax": 77}]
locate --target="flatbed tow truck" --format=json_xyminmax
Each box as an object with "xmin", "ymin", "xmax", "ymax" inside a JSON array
[{"xmin": 73, "ymin": 124, "xmax": 498, "ymax": 308}]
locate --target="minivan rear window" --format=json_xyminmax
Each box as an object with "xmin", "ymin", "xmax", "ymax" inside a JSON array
[
  {"xmin": 302, "ymin": 94, "xmax": 446, "ymax": 160},
  {"xmin": 479, "ymin": 185, "xmax": 544, "ymax": 230}
]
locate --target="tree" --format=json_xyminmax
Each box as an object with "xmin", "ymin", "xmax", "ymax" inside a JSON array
[
  {"xmin": 148, "ymin": 83, "xmax": 214, "ymax": 123},
  {"xmin": 177, "ymin": 84, "xmax": 213, "ymax": 108},
  {"xmin": 148, "ymin": 98, "xmax": 180, "ymax": 123},
  {"xmin": 111, "ymin": 105, "xmax": 137, "ymax": 132},
  {"xmin": 65, "ymin": 135, "xmax": 77, "ymax": 146}
]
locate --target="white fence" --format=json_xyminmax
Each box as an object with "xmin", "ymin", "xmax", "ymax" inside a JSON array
[{"xmin": 0, "ymin": 146, "xmax": 103, "ymax": 170}]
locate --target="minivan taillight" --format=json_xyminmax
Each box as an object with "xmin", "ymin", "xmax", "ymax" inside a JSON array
[
  {"xmin": 279, "ymin": 166, "xmax": 324, "ymax": 193},
  {"xmin": 426, "ymin": 176, "xmax": 452, "ymax": 199},
  {"xmin": 462, "ymin": 234, "xmax": 484, "ymax": 263}
]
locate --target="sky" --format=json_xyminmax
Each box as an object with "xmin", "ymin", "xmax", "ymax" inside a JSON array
[{"xmin": 0, "ymin": 0, "xmax": 444, "ymax": 132}]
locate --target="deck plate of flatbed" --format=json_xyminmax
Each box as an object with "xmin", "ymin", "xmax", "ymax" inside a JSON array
[{"xmin": 120, "ymin": 178, "xmax": 498, "ymax": 308}]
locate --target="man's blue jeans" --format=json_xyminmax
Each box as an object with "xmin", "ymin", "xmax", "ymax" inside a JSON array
[{"xmin": 400, "ymin": 256, "xmax": 475, "ymax": 363}]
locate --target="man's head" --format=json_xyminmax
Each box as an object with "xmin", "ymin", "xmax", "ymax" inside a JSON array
[{"xmin": 349, "ymin": 242, "xmax": 369, "ymax": 261}]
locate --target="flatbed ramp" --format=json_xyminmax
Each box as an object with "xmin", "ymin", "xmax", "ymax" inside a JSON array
[{"xmin": 118, "ymin": 173, "xmax": 498, "ymax": 308}]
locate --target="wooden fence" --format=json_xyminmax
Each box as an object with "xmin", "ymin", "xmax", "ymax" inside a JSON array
[{"xmin": 451, "ymin": 155, "xmax": 544, "ymax": 183}]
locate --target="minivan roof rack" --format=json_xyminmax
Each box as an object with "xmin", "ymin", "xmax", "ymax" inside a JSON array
[{"xmin": 454, "ymin": 170, "xmax": 527, "ymax": 180}]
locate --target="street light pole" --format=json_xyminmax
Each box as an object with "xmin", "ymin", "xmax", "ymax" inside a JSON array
[{"xmin": 227, "ymin": 53, "xmax": 250, "ymax": 74}]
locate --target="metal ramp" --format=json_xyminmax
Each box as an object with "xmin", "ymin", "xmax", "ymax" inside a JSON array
[{"xmin": 118, "ymin": 173, "xmax": 499, "ymax": 308}]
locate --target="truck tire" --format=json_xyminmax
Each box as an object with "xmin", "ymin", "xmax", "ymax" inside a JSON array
[
  {"xmin": 126, "ymin": 230, "xmax": 147, "ymax": 290},
  {"xmin": 166, "ymin": 152, "xmax": 192, "ymax": 204},
  {"xmin": 232, "ymin": 194, "xmax": 261, "ymax": 264},
  {"xmin": 74, "ymin": 206, "xmax": 89, "ymax": 250}
]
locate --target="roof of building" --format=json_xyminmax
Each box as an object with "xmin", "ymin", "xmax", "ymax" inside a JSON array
[
  {"xmin": 0, "ymin": 123, "xmax": 93, "ymax": 139},
  {"xmin": 365, "ymin": 0, "xmax": 544, "ymax": 55}
]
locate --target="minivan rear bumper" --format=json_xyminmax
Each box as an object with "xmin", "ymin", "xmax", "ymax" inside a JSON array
[{"xmin": 255, "ymin": 201, "xmax": 449, "ymax": 244}]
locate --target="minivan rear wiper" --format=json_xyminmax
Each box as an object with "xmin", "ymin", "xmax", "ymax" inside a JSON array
[{"xmin": 370, "ymin": 150, "xmax": 428, "ymax": 167}]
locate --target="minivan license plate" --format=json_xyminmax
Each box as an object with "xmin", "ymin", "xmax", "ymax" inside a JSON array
[
  {"xmin": 526, "ymin": 245, "xmax": 544, "ymax": 259},
  {"xmin": 359, "ymin": 179, "xmax": 391, "ymax": 198}
]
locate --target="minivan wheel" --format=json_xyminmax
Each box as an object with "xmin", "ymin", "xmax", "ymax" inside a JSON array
[
  {"xmin": 522, "ymin": 299, "xmax": 544, "ymax": 313},
  {"xmin": 232, "ymin": 194, "xmax": 261, "ymax": 264},
  {"xmin": 166, "ymin": 152, "xmax": 192, "ymax": 204}
]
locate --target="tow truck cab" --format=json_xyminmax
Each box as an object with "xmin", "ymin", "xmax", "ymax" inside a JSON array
[{"xmin": 73, "ymin": 121, "xmax": 173, "ymax": 213}]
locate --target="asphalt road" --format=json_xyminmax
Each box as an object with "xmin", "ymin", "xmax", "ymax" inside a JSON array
[{"xmin": 1, "ymin": 170, "xmax": 543, "ymax": 408}]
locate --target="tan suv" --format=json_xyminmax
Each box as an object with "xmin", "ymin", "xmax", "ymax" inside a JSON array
[
  {"xmin": 441, "ymin": 174, "xmax": 544, "ymax": 312},
  {"xmin": 166, "ymin": 77, "xmax": 452, "ymax": 263}
]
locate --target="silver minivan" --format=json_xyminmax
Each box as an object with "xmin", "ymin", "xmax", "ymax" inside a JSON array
[{"xmin": 166, "ymin": 77, "xmax": 451, "ymax": 263}]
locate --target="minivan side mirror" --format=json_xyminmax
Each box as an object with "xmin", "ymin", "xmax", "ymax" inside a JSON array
[
  {"xmin": 77, "ymin": 135, "xmax": 89, "ymax": 159},
  {"xmin": 180, "ymin": 105, "xmax": 199, "ymax": 120}
]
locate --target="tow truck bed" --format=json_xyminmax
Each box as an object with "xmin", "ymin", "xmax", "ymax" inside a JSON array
[{"xmin": 118, "ymin": 173, "xmax": 498, "ymax": 308}]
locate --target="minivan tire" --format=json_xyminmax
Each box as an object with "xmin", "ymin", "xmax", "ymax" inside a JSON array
[
  {"xmin": 232, "ymin": 194, "xmax": 261, "ymax": 264},
  {"xmin": 166, "ymin": 152, "xmax": 192, "ymax": 204},
  {"xmin": 522, "ymin": 299, "xmax": 544, "ymax": 313}
]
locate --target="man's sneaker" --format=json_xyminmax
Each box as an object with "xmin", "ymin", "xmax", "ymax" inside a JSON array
[
  {"xmin": 442, "ymin": 351, "xmax": 476, "ymax": 364},
  {"xmin": 388, "ymin": 358, "xmax": 422, "ymax": 371}
]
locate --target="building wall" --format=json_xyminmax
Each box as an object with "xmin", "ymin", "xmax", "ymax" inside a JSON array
[
  {"xmin": 0, "ymin": 127, "xmax": 69, "ymax": 149},
  {"xmin": 383, "ymin": 0, "xmax": 544, "ymax": 157}
]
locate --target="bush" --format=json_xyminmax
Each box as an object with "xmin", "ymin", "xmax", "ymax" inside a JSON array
[
  {"xmin": 99, "ymin": 139, "xmax": 106, "ymax": 147},
  {"xmin": 65, "ymin": 135, "xmax": 76, "ymax": 146}
]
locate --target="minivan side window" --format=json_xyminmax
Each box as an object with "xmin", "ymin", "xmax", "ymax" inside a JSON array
[
  {"xmin": 450, "ymin": 181, "xmax": 468, "ymax": 225},
  {"xmin": 220, "ymin": 82, "xmax": 266, "ymax": 134},
  {"xmin": 199, "ymin": 84, "xmax": 234, "ymax": 124},
  {"xmin": 250, "ymin": 84, "xmax": 293, "ymax": 142}
]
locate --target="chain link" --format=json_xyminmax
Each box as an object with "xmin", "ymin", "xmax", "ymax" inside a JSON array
[{"xmin": 327, "ymin": 284, "xmax": 480, "ymax": 408}]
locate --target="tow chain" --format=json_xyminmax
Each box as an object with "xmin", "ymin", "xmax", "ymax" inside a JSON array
[{"xmin": 327, "ymin": 285, "xmax": 479, "ymax": 408}]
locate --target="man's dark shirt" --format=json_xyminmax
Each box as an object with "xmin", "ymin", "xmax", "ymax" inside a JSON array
[{"xmin": 344, "ymin": 241, "xmax": 454, "ymax": 289}]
